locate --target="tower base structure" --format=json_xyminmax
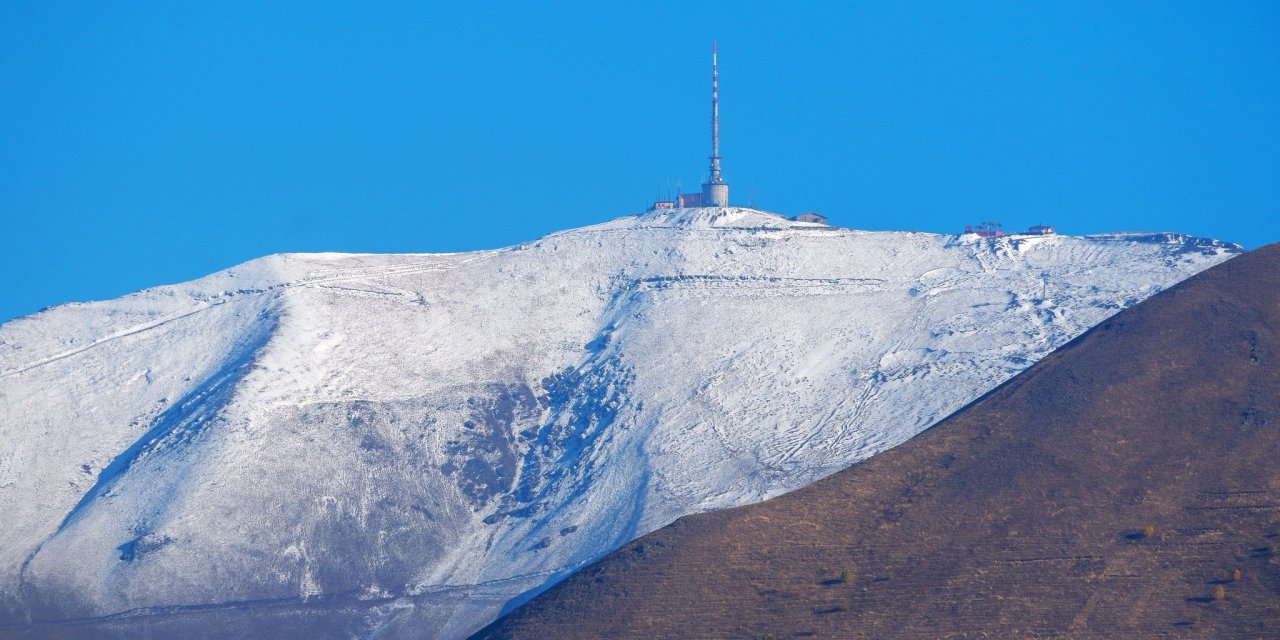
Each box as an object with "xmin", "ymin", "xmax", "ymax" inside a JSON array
[{"xmin": 701, "ymin": 182, "xmax": 729, "ymax": 208}]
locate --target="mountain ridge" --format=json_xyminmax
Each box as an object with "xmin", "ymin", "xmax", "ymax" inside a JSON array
[{"xmin": 0, "ymin": 209, "xmax": 1243, "ymax": 638}]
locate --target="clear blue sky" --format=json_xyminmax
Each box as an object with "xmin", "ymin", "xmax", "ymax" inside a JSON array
[{"xmin": 2, "ymin": 2, "xmax": 1278, "ymax": 323}]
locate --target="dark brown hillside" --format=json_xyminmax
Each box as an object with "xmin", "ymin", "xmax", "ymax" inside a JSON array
[{"xmin": 473, "ymin": 243, "xmax": 1280, "ymax": 640}]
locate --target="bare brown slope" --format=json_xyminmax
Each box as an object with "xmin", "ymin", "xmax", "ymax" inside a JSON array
[{"xmin": 473, "ymin": 243, "xmax": 1280, "ymax": 640}]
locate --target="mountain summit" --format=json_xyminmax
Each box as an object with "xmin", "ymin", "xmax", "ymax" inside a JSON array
[{"xmin": 0, "ymin": 209, "xmax": 1240, "ymax": 638}]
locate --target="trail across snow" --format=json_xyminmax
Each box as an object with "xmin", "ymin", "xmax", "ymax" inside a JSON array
[{"xmin": 0, "ymin": 208, "xmax": 1240, "ymax": 639}]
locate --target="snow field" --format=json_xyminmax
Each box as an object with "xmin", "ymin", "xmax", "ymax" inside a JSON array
[{"xmin": 0, "ymin": 208, "xmax": 1240, "ymax": 638}]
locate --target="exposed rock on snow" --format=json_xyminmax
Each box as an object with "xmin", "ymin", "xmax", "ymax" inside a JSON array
[{"xmin": 0, "ymin": 208, "xmax": 1241, "ymax": 638}]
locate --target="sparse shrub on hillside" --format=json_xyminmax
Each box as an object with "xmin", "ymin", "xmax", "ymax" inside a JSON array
[
  {"xmin": 1123, "ymin": 525, "xmax": 1157, "ymax": 542},
  {"xmin": 841, "ymin": 568, "xmax": 853, "ymax": 584},
  {"xmin": 1177, "ymin": 612, "xmax": 1201, "ymax": 627},
  {"xmin": 1213, "ymin": 584, "xmax": 1226, "ymax": 601},
  {"xmin": 1232, "ymin": 568, "xmax": 1242, "ymax": 582}
]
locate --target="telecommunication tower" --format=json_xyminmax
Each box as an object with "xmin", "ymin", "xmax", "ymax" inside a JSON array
[{"xmin": 701, "ymin": 41, "xmax": 729, "ymax": 207}]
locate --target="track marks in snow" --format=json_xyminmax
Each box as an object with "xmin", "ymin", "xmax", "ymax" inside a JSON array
[
  {"xmin": 0, "ymin": 298, "xmax": 251, "ymax": 380},
  {"xmin": 635, "ymin": 274, "xmax": 885, "ymax": 293},
  {"xmin": 0, "ymin": 255, "xmax": 487, "ymax": 379}
]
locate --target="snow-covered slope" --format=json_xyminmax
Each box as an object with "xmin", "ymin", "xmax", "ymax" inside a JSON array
[{"xmin": 0, "ymin": 208, "xmax": 1240, "ymax": 638}]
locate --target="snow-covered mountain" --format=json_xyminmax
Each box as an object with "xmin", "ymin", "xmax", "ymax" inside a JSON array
[{"xmin": 0, "ymin": 208, "xmax": 1240, "ymax": 639}]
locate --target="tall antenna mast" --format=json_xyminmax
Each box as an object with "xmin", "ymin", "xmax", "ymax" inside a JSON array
[
  {"xmin": 701, "ymin": 40, "xmax": 729, "ymax": 206},
  {"xmin": 709, "ymin": 40, "xmax": 722, "ymax": 185}
]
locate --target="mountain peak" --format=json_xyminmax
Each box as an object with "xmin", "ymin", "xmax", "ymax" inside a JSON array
[
  {"xmin": 630, "ymin": 206, "xmax": 805, "ymax": 230},
  {"xmin": 0, "ymin": 214, "xmax": 1243, "ymax": 639}
]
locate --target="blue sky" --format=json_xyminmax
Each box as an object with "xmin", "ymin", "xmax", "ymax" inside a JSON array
[{"xmin": 2, "ymin": 2, "xmax": 1278, "ymax": 323}]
